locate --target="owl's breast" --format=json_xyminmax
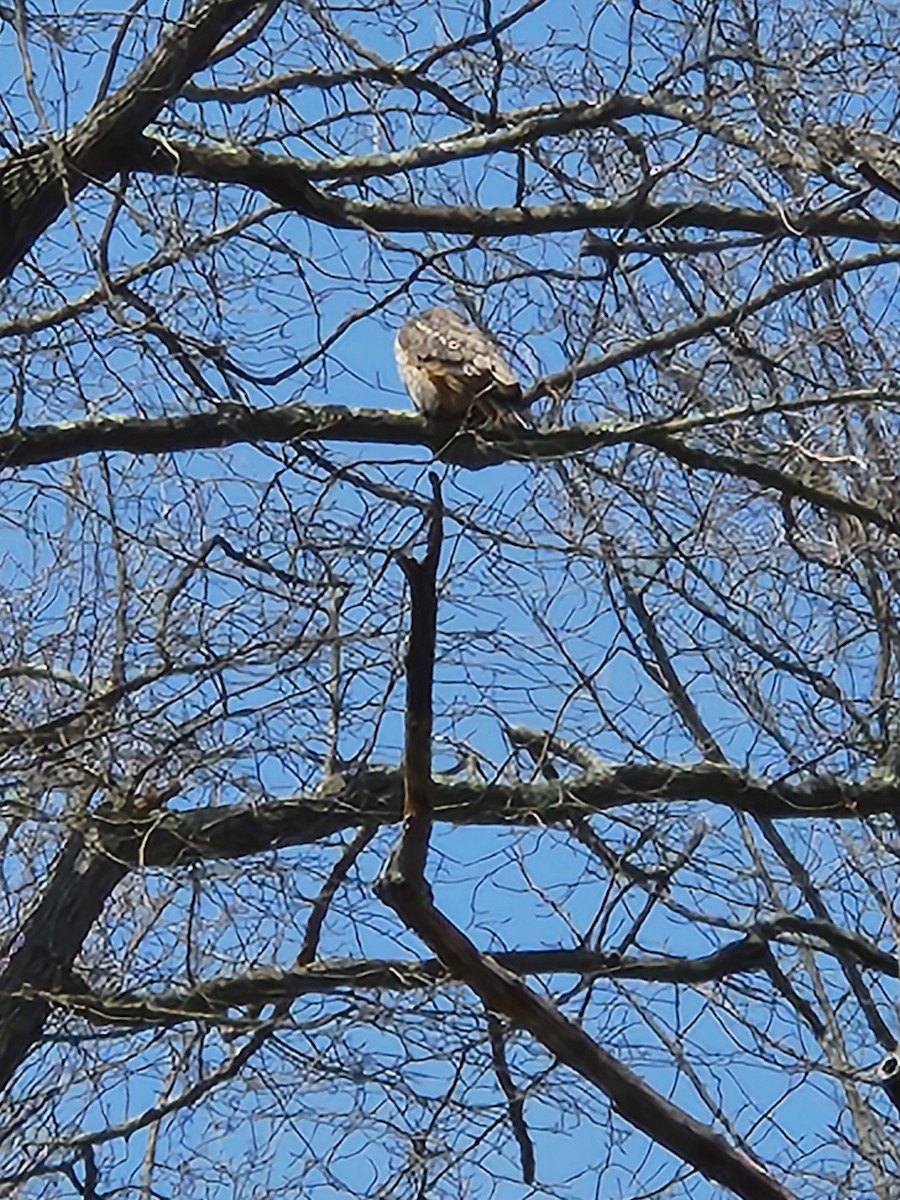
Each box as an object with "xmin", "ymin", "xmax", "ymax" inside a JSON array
[{"xmin": 396, "ymin": 349, "xmax": 472, "ymax": 417}]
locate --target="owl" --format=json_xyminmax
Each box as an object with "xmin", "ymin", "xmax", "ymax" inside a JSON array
[{"xmin": 395, "ymin": 306, "xmax": 529, "ymax": 426}]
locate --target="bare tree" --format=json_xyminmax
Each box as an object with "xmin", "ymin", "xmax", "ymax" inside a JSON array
[{"xmin": 2, "ymin": 0, "xmax": 900, "ymax": 1196}]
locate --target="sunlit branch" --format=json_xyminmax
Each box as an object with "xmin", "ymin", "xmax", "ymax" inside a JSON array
[
  {"xmin": 2, "ymin": 398, "xmax": 898, "ymax": 535},
  {"xmin": 0, "ymin": 0, "xmax": 272, "ymax": 280},
  {"xmin": 124, "ymin": 137, "xmax": 900, "ymax": 244},
  {"xmin": 93, "ymin": 761, "xmax": 900, "ymax": 872},
  {"xmin": 132, "ymin": 97, "xmax": 687, "ymax": 184}
]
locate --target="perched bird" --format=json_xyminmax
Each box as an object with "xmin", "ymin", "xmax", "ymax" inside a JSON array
[{"xmin": 395, "ymin": 306, "xmax": 529, "ymax": 427}]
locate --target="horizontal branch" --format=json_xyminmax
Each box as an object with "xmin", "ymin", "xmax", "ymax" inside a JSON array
[
  {"xmin": 52, "ymin": 939, "xmax": 772, "ymax": 1029},
  {"xmin": 137, "ymin": 90, "xmax": 787, "ymax": 186},
  {"xmin": 55, "ymin": 910, "xmax": 897, "ymax": 1031},
  {"xmin": 95, "ymin": 762, "xmax": 900, "ymax": 871},
  {"xmin": 0, "ymin": 402, "xmax": 651, "ymax": 471},
  {"xmin": 2, "ymin": 399, "xmax": 898, "ymax": 535},
  {"xmin": 126, "ymin": 136, "xmax": 900, "ymax": 244},
  {"xmin": 0, "ymin": 403, "xmax": 441, "ymax": 467},
  {"xmin": 136, "ymin": 97, "xmax": 647, "ymax": 184}
]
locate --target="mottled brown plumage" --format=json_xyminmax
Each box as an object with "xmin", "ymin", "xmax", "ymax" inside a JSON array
[{"xmin": 395, "ymin": 306, "xmax": 527, "ymax": 425}]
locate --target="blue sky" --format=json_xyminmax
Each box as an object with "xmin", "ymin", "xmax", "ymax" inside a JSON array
[{"xmin": 1, "ymin": 0, "xmax": 899, "ymax": 1197}]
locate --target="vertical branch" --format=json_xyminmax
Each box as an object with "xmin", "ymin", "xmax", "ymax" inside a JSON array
[
  {"xmin": 392, "ymin": 472, "xmax": 443, "ymax": 884},
  {"xmin": 486, "ymin": 1012, "xmax": 535, "ymax": 1184},
  {"xmin": 323, "ymin": 579, "xmax": 347, "ymax": 778},
  {"xmin": 375, "ymin": 478, "xmax": 797, "ymax": 1200}
]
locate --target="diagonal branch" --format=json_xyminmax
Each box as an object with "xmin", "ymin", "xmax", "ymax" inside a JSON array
[
  {"xmin": 0, "ymin": 0, "xmax": 270, "ymax": 280},
  {"xmin": 0, "ymin": 830, "xmax": 126, "ymax": 1093},
  {"xmin": 374, "ymin": 480, "xmax": 797, "ymax": 1200},
  {"xmin": 0, "ymin": 782, "xmax": 177, "ymax": 1094}
]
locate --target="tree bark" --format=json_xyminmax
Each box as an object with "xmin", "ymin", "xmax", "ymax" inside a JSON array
[
  {"xmin": 0, "ymin": 0, "xmax": 268, "ymax": 280},
  {"xmin": 0, "ymin": 829, "xmax": 126, "ymax": 1091}
]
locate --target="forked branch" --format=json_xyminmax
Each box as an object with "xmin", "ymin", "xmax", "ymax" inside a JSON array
[{"xmin": 375, "ymin": 480, "xmax": 798, "ymax": 1200}]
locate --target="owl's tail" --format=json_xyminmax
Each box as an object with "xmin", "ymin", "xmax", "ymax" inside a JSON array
[{"xmin": 469, "ymin": 391, "xmax": 532, "ymax": 430}]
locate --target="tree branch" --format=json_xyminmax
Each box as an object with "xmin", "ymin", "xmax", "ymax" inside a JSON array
[
  {"xmin": 94, "ymin": 760, "xmax": 900, "ymax": 873},
  {"xmin": 125, "ymin": 136, "xmax": 900, "ymax": 244},
  {"xmin": 0, "ymin": 828, "xmax": 126, "ymax": 1093},
  {"xmin": 43, "ymin": 912, "xmax": 899, "ymax": 1032},
  {"xmin": 0, "ymin": 0, "xmax": 269, "ymax": 280},
  {"xmin": 373, "ymin": 462, "xmax": 796, "ymax": 1200},
  {"xmin": 2, "ymin": 399, "xmax": 899, "ymax": 535},
  {"xmin": 45, "ymin": 939, "xmax": 771, "ymax": 1030},
  {"xmin": 393, "ymin": 474, "xmax": 443, "ymax": 882}
]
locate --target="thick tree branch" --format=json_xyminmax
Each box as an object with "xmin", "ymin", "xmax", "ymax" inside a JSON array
[
  {"xmin": 2, "ymin": 399, "xmax": 898, "ymax": 536},
  {"xmin": 0, "ymin": 0, "xmax": 268, "ymax": 280},
  {"xmin": 94, "ymin": 761, "xmax": 900, "ymax": 872},
  {"xmin": 486, "ymin": 1009, "xmax": 535, "ymax": 1184},
  {"xmin": 0, "ymin": 829, "xmax": 126, "ymax": 1093},
  {"xmin": 125, "ymin": 135, "xmax": 899, "ymax": 244},
  {"xmin": 131, "ymin": 98, "xmax": 648, "ymax": 183},
  {"xmin": 130, "ymin": 88, "xmax": 798, "ymax": 186},
  {"xmin": 375, "ymin": 493, "xmax": 796, "ymax": 1200},
  {"xmin": 0, "ymin": 781, "xmax": 178, "ymax": 1094},
  {"xmin": 393, "ymin": 474, "xmax": 443, "ymax": 882}
]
